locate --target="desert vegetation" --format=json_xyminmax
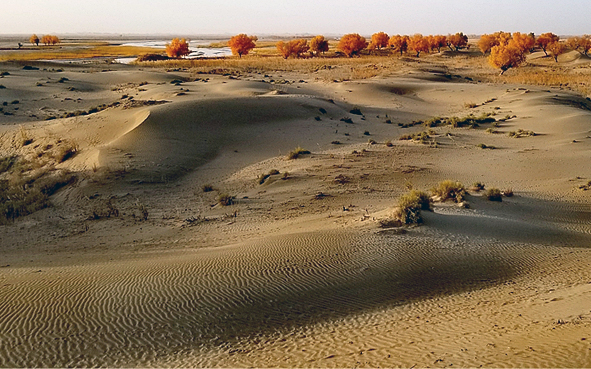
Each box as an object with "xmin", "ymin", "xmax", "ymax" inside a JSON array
[
  {"xmin": 228, "ymin": 34, "xmax": 257, "ymax": 57},
  {"xmin": 165, "ymin": 38, "xmax": 190, "ymax": 58}
]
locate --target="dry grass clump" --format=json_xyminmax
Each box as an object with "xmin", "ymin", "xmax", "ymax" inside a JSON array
[
  {"xmin": 258, "ymin": 169, "xmax": 281, "ymax": 184},
  {"xmin": 508, "ymin": 129, "xmax": 536, "ymax": 138},
  {"xmin": 287, "ymin": 146, "xmax": 311, "ymax": 160},
  {"xmin": 484, "ymin": 188, "xmax": 503, "ymax": 202},
  {"xmin": 0, "ymin": 163, "xmax": 75, "ymax": 224},
  {"xmin": 201, "ymin": 184, "xmax": 214, "ymax": 192},
  {"xmin": 502, "ymin": 188, "xmax": 514, "ymax": 197},
  {"xmin": 431, "ymin": 180, "xmax": 466, "ymax": 203},
  {"xmin": 399, "ymin": 130, "xmax": 432, "ymax": 143},
  {"xmin": 394, "ymin": 189, "xmax": 432, "ymax": 225},
  {"xmin": 477, "ymin": 143, "xmax": 496, "ymax": 149},
  {"xmin": 471, "ymin": 182, "xmax": 486, "ymax": 192},
  {"xmin": 217, "ymin": 193, "xmax": 235, "ymax": 206}
]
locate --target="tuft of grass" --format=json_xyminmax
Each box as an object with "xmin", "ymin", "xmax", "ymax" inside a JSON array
[
  {"xmin": 508, "ymin": 129, "xmax": 535, "ymax": 138},
  {"xmin": 287, "ymin": 146, "xmax": 311, "ymax": 160},
  {"xmin": 485, "ymin": 188, "xmax": 503, "ymax": 202},
  {"xmin": 385, "ymin": 140, "xmax": 393, "ymax": 147},
  {"xmin": 464, "ymin": 102, "xmax": 478, "ymax": 108},
  {"xmin": 217, "ymin": 193, "xmax": 234, "ymax": 206},
  {"xmin": 502, "ymin": 188, "xmax": 514, "ymax": 197},
  {"xmin": 350, "ymin": 108, "xmax": 362, "ymax": 115},
  {"xmin": 394, "ymin": 190, "xmax": 432, "ymax": 225},
  {"xmin": 471, "ymin": 182, "xmax": 485, "ymax": 192},
  {"xmin": 201, "ymin": 184, "xmax": 214, "ymax": 192},
  {"xmin": 477, "ymin": 143, "xmax": 495, "ymax": 149},
  {"xmin": 431, "ymin": 180, "xmax": 466, "ymax": 203},
  {"xmin": 52, "ymin": 141, "xmax": 78, "ymax": 163}
]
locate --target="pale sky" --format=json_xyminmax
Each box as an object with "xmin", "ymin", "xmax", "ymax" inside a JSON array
[{"xmin": 1, "ymin": 0, "xmax": 589, "ymax": 36}]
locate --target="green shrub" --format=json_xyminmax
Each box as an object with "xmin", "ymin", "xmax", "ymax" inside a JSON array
[{"xmin": 432, "ymin": 180, "xmax": 466, "ymax": 203}]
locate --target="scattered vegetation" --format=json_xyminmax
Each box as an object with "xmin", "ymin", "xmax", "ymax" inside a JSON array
[
  {"xmin": 477, "ymin": 143, "xmax": 496, "ymax": 149},
  {"xmin": 508, "ymin": 129, "xmax": 536, "ymax": 138},
  {"xmin": 431, "ymin": 180, "xmax": 466, "ymax": 203},
  {"xmin": 394, "ymin": 189, "xmax": 432, "ymax": 225},
  {"xmin": 165, "ymin": 38, "xmax": 190, "ymax": 58},
  {"xmin": 485, "ymin": 188, "xmax": 503, "ymax": 202},
  {"xmin": 287, "ymin": 146, "xmax": 311, "ymax": 160},
  {"xmin": 472, "ymin": 182, "xmax": 486, "ymax": 191},
  {"xmin": 258, "ymin": 169, "xmax": 281, "ymax": 184},
  {"xmin": 502, "ymin": 188, "xmax": 514, "ymax": 197},
  {"xmin": 228, "ymin": 34, "xmax": 257, "ymax": 57},
  {"xmin": 217, "ymin": 193, "xmax": 234, "ymax": 206},
  {"xmin": 201, "ymin": 184, "xmax": 214, "ymax": 192}
]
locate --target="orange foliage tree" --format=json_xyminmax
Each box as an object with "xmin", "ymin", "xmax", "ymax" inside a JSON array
[
  {"xmin": 547, "ymin": 41, "xmax": 565, "ymax": 62},
  {"xmin": 369, "ymin": 32, "xmax": 389, "ymax": 50},
  {"xmin": 511, "ymin": 32, "xmax": 535, "ymax": 57},
  {"xmin": 165, "ymin": 38, "xmax": 190, "ymax": 58},
  {"xmin": 276, "ymin": 39, "xmax": 309, "ymax": 59},
  {"xmin": 447, "ymin": 32, "xmax": 468, "ymax": 51},
  {"xmin": 427, "ymin": 35, "xmax": 447, "ymax": 53},
  {"xmin": 337, "ymin": 33, "xmax": 368, "ymax": 57},
  {"xmin": 536, "ymin": 33, "xmax": 559, "ymax": 56},
  {"xmin": 228, "ymin": 34, "xmax": 257, "ymax": 57},
  {"xmin": 30, "ymin": 34, "xmax": 39, "ymax": 46},
  {"xmin": 41, "ymin": 35, "xmax": 60, "ymax": 46},
  {"xmin": 309, "ymin": 35, "xmax": 329, "ymax": 55},
  {"xmin": 478, "ymin": 34, "xmax": 498, "ymax": 54},
  {"xmin": 567, "ymin": 36, "xmax": 591, "ymax": 57},
  {"xmin": 489, "ymin": 44, "xmax": 526, "ymax": 75},
  {"xmin": 389, "ymin": 35, "xmax": 409, "ymax": 55},
  {"xmin": 408, "ymin": 34, "xmax": 429, "ymax": 57}
]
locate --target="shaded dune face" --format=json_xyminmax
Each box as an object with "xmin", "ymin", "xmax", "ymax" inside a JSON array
[{"xmin": 99, "ymin": 96, "xmax": 343, "ymax": 182}]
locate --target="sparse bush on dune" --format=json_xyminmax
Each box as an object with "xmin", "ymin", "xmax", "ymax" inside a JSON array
[
  {"xmin": 502, "ymin": 188, "xmax": 514, "ymax": 197},
  {"xmin": 394, "ymin": 189, "xmax": 432, "ymax": 225},
  {"xmin": 485, "ymin": 188, "xmax": 503, "ymax": 202},
  {"xmin": 287, "ymin": 147, "xmax": 311, "ymax": 160},
  {"xmin": 201, "ymin": 184, "xmax": 214, "ymax": 192},
  {"xmin": 431, "ymin": 180, "xmax": 466, "ymax": 203},
  {"xmin": 217, "ymin": 193, "xmax": 234, "ymax": 206},
  {"xmin": 471, "ymin": 182, "xmax": 486, "ymax": 192}
]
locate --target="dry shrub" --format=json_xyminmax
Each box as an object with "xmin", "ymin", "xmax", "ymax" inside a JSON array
[
  {"xmin": 502, "ymin": 188, "xmax": 514, "ymax": 197},
  {"xmin": 485, "ymin": 188, "xmax": 503, "ymax": 202},
  {"xmin": 217, "ymin": 193, "xmax": 234, "ymax": 206},
  {"xmin": 432, "ymin": 180, "xmax": 466, "ymax": 203},
  {"xmin": 394, "ymin": 190, "xmax": 431, "ymax": 225},
  {"xmin": 287, "ymin": 147, "xmax": 310, "ymax": 160}
]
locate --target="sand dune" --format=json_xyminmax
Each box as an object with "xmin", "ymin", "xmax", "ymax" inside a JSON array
[{"xmin": 1, "ymin": 59, "xmax": 591, "ymax": 367}]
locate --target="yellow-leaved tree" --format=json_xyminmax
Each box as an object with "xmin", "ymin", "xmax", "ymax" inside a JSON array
[
  {"xmin": 30, "ymin": 34, "xmax": 39, "ymax": 46},
  {"xmin": 489, "ymin": 43, "xmax": 526, "ymax": 75},
  {"xmin": 337, "ymin": 33, "xmax": 368, "ymax": 57},
  {"xmin": 228, "ymin": 34, "xmax": 257, "ymax": 58},
  {"xmin": 165, "ymin": 38, "xmax": 190, "ymax": 58},
  {"xmin": 309, "ymin": 35, "xmax": 329, "ymax": 56}
]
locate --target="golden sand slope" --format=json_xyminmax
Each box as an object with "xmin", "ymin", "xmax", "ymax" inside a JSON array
[{"xmin": 1, "ymin": 61, "xmax": 591, "ymax": 367}]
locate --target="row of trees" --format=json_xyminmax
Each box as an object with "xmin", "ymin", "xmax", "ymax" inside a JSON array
[
  {"xmin": 160, "ymin": 32, "xmax": 590, "ymax": 76},
  {"xmin": 29, "ymin": 34, "xmax": 60, "ymax": 46},
  {"xmin": 481, "ymin": 32, "xmax": 585, "ymax": 74},
  {"xmin": 273, "ymin": 32, "xmax": 469, "ymax": 59}
]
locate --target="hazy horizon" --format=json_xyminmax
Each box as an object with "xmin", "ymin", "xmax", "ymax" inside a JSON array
[{"xmin": 2, "ymin": 0, "xmax": 590, "ymax": 36}]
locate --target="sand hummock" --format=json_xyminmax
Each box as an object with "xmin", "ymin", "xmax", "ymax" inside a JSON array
[{"xmin": 0, "ymin": 58, "xmax": 590, "ymax": 367}]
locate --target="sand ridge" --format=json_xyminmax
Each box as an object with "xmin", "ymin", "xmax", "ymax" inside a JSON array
[{"xmin": 1, "ymin": 59, "xmax": 591, "ymax": 367}]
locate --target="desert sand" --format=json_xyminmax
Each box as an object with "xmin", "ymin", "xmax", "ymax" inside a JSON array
[{"xmin": 0, "ymin": 47, "xmax": 591, "ymax": 367}]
